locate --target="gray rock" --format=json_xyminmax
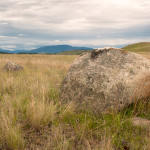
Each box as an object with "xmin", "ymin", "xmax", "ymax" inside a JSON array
[
  {"xmin": 3, "ymin": 61, "xmax": 24, "ymax": 71},
  {"xmin": 61, "ymin": 47, "xmax": 150, "ymax": 114},
  {"xmin": 131, "ymin": 117, "xmax": 150, "ymax": 127}
]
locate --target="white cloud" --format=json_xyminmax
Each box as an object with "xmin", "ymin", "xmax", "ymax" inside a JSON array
[
  {"xmin": 0, "ymin": 35, "xmax": 19, "ymax": 39},
  {"xmin": 0, "ymin": 22, "xmax": 8, "ymax": 25},
  {"xmin": 0, "ymin": 35, "xmax": 7, "ymax": 38},
  {"xmin": 0, "ymin": 0, "xmax": 150, "ymax": 50},
  {"xmin": 18, "ymin": 34, "xmax": 24, "ymax": 36},
  {"xmin": 0, "ymin": 45, "xmax": 16, "ymax": 50}
]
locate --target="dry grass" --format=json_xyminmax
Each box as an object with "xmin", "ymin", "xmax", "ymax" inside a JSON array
[
  {"xmin": 0, "ymin": 106, "xmax": 25, "ymax": 150},
  {"xmin": 0, "ymin": 53, "xmax": 150, "ymax": 149},
  {"xmin": 0, "ymin": 54, "xmax": 77, "ymax": 149},
  {"xmin": 26, "ymin": 100, "xmax": 58, "ymax": 130}
]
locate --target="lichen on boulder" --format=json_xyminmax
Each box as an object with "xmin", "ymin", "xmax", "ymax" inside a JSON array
[{"xmin": 61, "ymin": 47, "xmax": 150, "ymax": 114}]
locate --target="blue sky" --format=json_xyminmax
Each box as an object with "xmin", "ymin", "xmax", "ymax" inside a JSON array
[{"xmin": 0, "ymin": 0, "xmax": 150, "ymax": 50}]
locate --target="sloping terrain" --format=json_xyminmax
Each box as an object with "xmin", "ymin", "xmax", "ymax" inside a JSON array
[
  {"xmin": 0, "ymin": 45, "xmax": 93, "ymax": 54},
  {"xmin": 25, "ymin": 45, "xmax": 93, "ymax": 54},
  {"xmin": 122, "ymin": 42, "xmax": 150, "ymax": 52}
]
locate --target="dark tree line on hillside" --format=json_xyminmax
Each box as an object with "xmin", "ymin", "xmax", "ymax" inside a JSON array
[{"xmin": 0, "ymin": 51, "xmax": 9, "ymax": 54}]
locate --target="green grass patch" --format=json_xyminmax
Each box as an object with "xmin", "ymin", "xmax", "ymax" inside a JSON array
[{"xmin": 122, "ymin": 42, "xmax": 150, "ymax": 52}]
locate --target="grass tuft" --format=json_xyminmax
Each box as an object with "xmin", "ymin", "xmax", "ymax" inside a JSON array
[{"xmin": 26, "ymin": 99, "xmax": 58, "ymax": 130}]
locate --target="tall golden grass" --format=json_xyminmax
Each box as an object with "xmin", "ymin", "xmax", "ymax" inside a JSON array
[{"xmin": 0, "ymin": 54, "xmax": 77, "ymax": 149}]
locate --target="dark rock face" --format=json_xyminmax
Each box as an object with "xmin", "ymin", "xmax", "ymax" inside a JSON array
[
  {"xmin": 3, "ymin": 62, "xmax": 24, "ymax": 71},
  {"xmin": 61, "ymin": 47, "xmax": 150, "ymax": 114}
]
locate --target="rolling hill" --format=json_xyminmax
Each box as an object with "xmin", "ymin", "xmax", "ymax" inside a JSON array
[
  {"xmin": 28, "ymin": 45, "xmax": 93, "ymax": 54},
  {"xmin": 0, "ymin": 48, "xmax": 13, "ymax": 53},
  {"xmin": 122, "ymin": 42, "xmax": 150, "ymax": 52},
  {"xmin": 0, "ymin": 51, "xmax": 9, "ymax": 54},
  {"xmin": 0, "ymin": 45, "xmax": 93, "ymax": 54}
]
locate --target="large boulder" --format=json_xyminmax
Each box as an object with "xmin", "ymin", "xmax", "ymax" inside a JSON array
[
  {"xmin": 61, "ymin": 47, "xmax": 150, "ymax": 114},
  {"xmin": 3, "ymin": 61, "xmax": 24, "ymax": 71}
]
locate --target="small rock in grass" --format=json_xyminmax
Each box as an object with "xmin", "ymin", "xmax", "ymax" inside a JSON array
[
  {"xmin": 132, "ymin": 117, "xmax": 150, "ymax": 127},
  {"xmin": 3, "ymin": 61, "xmax": 24, "ymax": 71}
]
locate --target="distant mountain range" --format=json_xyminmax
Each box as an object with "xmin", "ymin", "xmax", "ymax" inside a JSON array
[
  {"xmin": 0, "ymin": 45, "xmax": 93, "ymax": 54},
  {"xmin": 1, "ymin": 43, "xmax": 148, "ymax": 54},
  {"xmin": 0, "ymin": 48, "xmax": 13, "ymax": 54}
]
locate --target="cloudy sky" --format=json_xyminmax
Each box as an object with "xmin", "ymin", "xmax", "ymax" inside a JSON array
[{"xmin": 0, "ymin": 0, "xmax": 150, "ymax": 50}]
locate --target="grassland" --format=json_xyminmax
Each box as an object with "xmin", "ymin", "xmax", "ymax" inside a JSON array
[
  {"xmin": 0, "ymin": 53, "xmax": 150, "ymax": 149},
  {"xmin": 57, "ymin": 50, "xmax": 90, "ymax": 55},
  {"xmin": 122, "ymin": 42, "xmax": 150, "ymax": 52}
]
